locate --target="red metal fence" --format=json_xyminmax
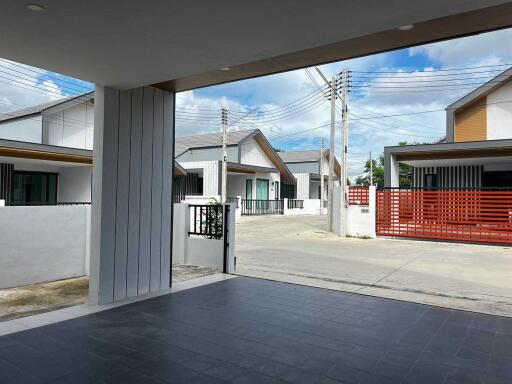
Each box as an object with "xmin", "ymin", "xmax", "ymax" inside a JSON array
[
  {"xmin": 349, "ymin": 187, "xmax": 369, "ymax": 206},
  {"xmin": 376, "ymin": 189, "xmax": 512, "ymax": 244}
]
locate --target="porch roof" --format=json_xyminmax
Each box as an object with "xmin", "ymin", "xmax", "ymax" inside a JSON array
[
  {"xmin": 227, "ymin": 162, "xmax": 277, "ymax": 175},
  {"xmin": 0, "ymin": 139, "xmax": 92, "ymax": 164},
  {"xmin": 0, "ymin": 139, "xmax": 187, "ymax": 176},
  {"xmin": 385, "ymin": 139, "xmax": 512, "ymax": 162}
]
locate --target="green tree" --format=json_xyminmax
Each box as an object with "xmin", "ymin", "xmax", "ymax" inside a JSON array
[
  {"xmin": 354, "ymin": 154, "xmax": 384, "ymax": 187},
  {"xmin": 354, "ymin": 141, "xmax": 423, "ymax": 188}
]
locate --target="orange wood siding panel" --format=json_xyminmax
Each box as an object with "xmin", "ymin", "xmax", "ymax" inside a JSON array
[{"xmin": 454, "ymin": 97, "xmax": 487, "ymax": 142}]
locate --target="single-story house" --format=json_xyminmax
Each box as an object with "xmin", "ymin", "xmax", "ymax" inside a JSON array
[
  {"xmin": 0, "ymin": 93, "xmax": 186, "ymax": 205},
  {"xmin": 278, "ymin": 149, "xmax": 341, "ymax": 200},
  {"xmin": 385, "ymin": 67, "xmax": 512, "ymax": 188},
  {"xmin": 174, "ymin": 129, "xmax": 296, "ymax": 202}
]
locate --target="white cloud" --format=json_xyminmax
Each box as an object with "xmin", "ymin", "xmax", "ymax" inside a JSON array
[
  {"xmin": 0, "ymin": 60, "xmax": 66, "ymax": 115},
  {"xmin": 409, "ymin": 28, "xmax": 512, "ymax": 68}
]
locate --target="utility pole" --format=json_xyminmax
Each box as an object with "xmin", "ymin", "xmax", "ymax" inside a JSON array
[
  {"xmin": 369, "ymin": 150, "xmax": 373, "ymax": 186},
  {"xmin": 327, "ymin": 77, "xmax": 336, "ymax": 231},
  {"xmin": 320, "ymin": 138, "xmax": 325, "ymax": 213},
  {"xmin": 339, "ymin": 68, "xmax": 350, "ymax": 236},
  {"xmin": 315, "ymin": 67, "xmax": 341, "ymax": 232},
  {"xmin": 221, "ymin": 108, "xmax": 228, "ymax": 203}
]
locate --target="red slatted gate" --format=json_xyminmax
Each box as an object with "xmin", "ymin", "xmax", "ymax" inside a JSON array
[{"xmin": 376, "ymin": 189, "xmax": 512, "ymax": 244}]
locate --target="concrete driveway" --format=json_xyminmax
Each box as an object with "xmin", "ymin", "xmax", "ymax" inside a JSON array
[{"xmin": 235, "ymin": 215, "xmax": 512, "ymax": 316}]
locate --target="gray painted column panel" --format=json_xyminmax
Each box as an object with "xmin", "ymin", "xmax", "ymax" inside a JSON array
[
  {"xmin": 150, "ymin": 89, "xmax": 164, "ymax": 291},
  {"xmin": 160, "ymin": 92, "xmax": 173, "ymax": 287},
  {"xmin": 127, "ymin": 88, "xmax": 143, "ymax": 298},
  {"xmin": 90, "ymin": 86, "xmax": 119, "ymax": 304},
  {"xmin": 138, "ymin": 86, "xmax": 154, "ymax": 294},
  {"xmin": 113, "ymin": 90, "xmax": 132, "ymax": 301}
]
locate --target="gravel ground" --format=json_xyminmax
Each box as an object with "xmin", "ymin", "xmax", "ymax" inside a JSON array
[
  {"xmin": 0, "ymin": 277, "xmax": 89, "ymax": 322},
  {"xmin": 0, "ymin": 265, "xmax": 220, "ymax": 322}
]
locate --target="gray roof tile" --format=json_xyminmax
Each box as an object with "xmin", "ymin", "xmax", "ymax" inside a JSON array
[{"xmin": 175, "ymin": 129, "xmax": 256, "ymax": 156}]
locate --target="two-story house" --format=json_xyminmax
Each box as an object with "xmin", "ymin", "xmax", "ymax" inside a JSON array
[
  {"xmin": 384, "ymin": 67, "xmax": 512, "ymax": 188},
  {"xmin": 0, "ymin": 92, "xmax": 186, "ymax": 205}
]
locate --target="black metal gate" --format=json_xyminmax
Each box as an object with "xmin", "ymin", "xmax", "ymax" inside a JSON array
[
  {"xmin": 241, "ymin": 199, "xmax": 284, "ymax": 215},
  {"xmin": 223, "ymin": 204, "xmax": 230, "ymax": 273}
]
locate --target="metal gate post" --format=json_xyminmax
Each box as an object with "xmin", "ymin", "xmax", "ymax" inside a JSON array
[{"xmin": 223, "ymin": 204, "xmax": 230, "ymax": 273}]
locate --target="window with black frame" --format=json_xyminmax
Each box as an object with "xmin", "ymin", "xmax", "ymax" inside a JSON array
[{"xmin": 11, "ymin": 171, "xmax": 58, "ymax": 205}]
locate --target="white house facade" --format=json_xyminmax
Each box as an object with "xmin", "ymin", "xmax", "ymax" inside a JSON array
[
  {"xmin": 174, "ymin": 129, "xmax": 296, "ymax": 203},
  {"xmin": 278, "ymin": 149, "xmax": 341, "ymax": 200},
  {"xmin": 385, "ymin": 67, "xmax": 512, "ymax": 188},
  {"xmin": 0, "ymin": 93, "xmax": 94, "ymax": 205}
]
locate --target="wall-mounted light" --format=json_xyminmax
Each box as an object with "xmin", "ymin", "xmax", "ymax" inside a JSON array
[
  {"xmin": 26, "ymin": 4, "xmax": 46, "ymax": 11},
  {"xmin": 219, "ymin": 67, "xmax": 231, "ymax": 72},
  {"xmin": 398, "ymin": 24, "xmax": 414, "ymax": 31}
]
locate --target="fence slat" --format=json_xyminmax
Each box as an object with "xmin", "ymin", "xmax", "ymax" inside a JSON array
[
  {"xmin": 241, "ymin": 199, "xmax": 284, "ymax": 216},
  {"xmin": 376, "ymin": 189, "xmax": 512, "ymax": 244},
  {"xmin": 349, "ymin": 187, "xmax": 369, "ymax": 206}
]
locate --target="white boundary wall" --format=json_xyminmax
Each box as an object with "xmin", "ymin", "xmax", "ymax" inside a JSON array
[
  {"xmin": 333, "ymin": 186, "xmax": 376, "ymax": 238},
  {"xmin": 172, "ymin": 203, "xmax": 236, "ymax": 272},
  {"xmin": 0, "ymin": 205, "xmax": 91, "ymax": 289},
  {"xmin": 283, "ymin": 198, "xmax": 326, "ymax": 215}
]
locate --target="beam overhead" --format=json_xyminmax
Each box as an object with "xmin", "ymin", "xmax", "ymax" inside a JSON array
[{"xmin": 0, "ymin": 1, "xmax": 511, "ymax": 91}]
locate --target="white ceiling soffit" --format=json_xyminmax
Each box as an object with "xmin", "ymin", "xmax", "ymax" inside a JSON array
[{"xmin": 1, "ymin": 1, "xmax": 511, "ymax": 91}]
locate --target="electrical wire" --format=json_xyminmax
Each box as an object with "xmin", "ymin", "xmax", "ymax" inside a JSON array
[{"xmin": 350, "ymin": 63, "xmax": 512, "ymax": 74}]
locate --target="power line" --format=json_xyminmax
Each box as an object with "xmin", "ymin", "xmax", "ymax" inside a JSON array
[
  {"xmin": 348, "ymin": 79, "xmax": 509, "ymax": 89},
  {"xmin": 228, "ymin": 86, "xmax": 328, "ymax": 116},
  {"xmin": 0, "ymin": 59, "xmax": 94, "ymax": 92},
  {"xmin": 349, "ymin": 74, "xmax": 510, "ymax": 84},
  {"xmin": 350, "ymin": 63, "xmax": 512, "ymax": 74},
  {"xmin": 349, "ymin": 68, "xmax": 509, "ymax": 79},
  {"xmin": 228, "ymin": 92, "xmax": 328, "ymax": 122}
]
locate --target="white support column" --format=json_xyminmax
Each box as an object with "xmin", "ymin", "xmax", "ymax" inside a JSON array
[
  {"xmin": 89, "ymin": 85, "xmax": 174, "ymax": 305},
  {"xmin": 389, "ymin": 154, "xmax": 400, "ymax": 188}
]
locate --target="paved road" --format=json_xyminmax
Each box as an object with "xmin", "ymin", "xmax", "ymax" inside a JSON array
[{"xmin": 235, "ymin": 214, "xmax": 512, "ymax": 316}]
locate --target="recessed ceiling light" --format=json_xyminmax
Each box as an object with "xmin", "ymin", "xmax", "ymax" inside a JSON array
[
  {"xmin": 398, "ymin": 24, "xmax": 414, "ymax": 31},
  {"xmin": 26, "ymin": 3, "xmax": 45, "ymax": 11},
  {"xmin": 220, "ymin": 67, "xmax": 231, "ymax": 72}
]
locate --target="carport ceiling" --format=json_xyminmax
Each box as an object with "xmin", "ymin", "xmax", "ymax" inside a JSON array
[{"xmin": 1, "ymin": 1, "xmax": 512, "ymax": 91}]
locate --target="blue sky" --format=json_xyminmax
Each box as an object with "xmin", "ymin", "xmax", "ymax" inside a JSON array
[{"xmin": 1, "ymin": 28, "xmax": 512, "ymax": 179}]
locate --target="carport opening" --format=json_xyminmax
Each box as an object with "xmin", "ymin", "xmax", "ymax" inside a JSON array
[
  {"xmin": 1, "ymin": 25, "xmax": 512, "ymax": 321},
  {"xmin": 173, "ymin": 27, "xmax": 512, "ymax": 317}
]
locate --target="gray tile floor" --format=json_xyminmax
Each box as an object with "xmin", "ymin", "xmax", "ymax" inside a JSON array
[{"xmin": 0, "ymin": 277, "xmax": 511, "ymax": 384}]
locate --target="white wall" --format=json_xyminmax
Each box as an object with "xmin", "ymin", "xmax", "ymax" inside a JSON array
[
  {"xmin": 46, "ymin": 100, "xmax": 94, "ymax": 150},
  {"xmin": 58, "ymin": 166, "xmax": 92, "ymax": 202},
  {"xmin": 295, "ymin": 173, "xmax": 310, "ymax": 199},
  {"xmin": 0, "ymin": 205, "xmax": 90, "ymax": 289},
  {"xmin": 227, "ymin": 173, "xmax": 252, "ymax": 198},
  {"xmin": 179, "ymin": 160, "xmax": 220, "ymax": 196},
  {"xmin": 332, "ymin": 186, "xmax": 376, "ymax": 238},
  {"xmin": 12, "ymin": 162, "xmax": 92, "ymax": 203},
  {"xmin": 172, "ymin": 203, "xmax": 236, "ymax": 272},
  {"xmin": 487, "ymin": 81, "xmax": 512, "ymax": 140},
  {"xmin": 284, "ymin": 198, "xmax": 324, "ymax": 215},
  {"xmin": 240, "ymin": 138, "xmax": 274, "ymax": 167}
]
